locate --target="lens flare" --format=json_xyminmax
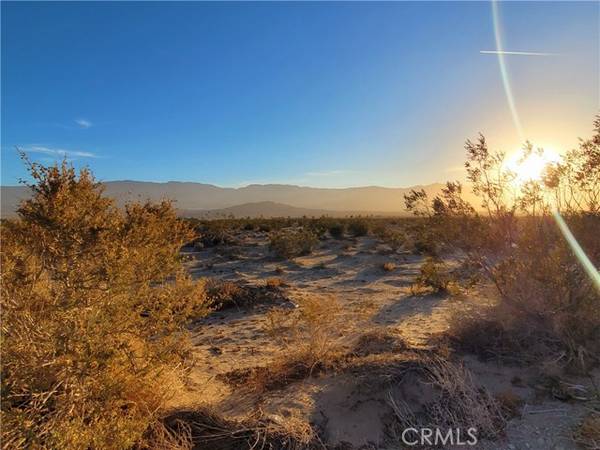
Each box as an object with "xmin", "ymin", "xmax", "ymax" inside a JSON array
[
  {"xmin": 490, "ymin": 1, "xmax": 599, "ymax": 291},
  {"xmin": 492, "ymin": 0, "xmax": 524, "ymax": 141},
  {"xmin": 553, "ymin": 212, "xmax": 600, "ymax": 292}
]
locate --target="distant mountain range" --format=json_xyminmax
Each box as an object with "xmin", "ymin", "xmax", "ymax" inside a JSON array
[{"xmin": 1, "ymin": 181, "xmax": 459, "ymax": 218}]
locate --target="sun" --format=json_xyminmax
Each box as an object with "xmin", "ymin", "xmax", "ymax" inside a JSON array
[{"xmin": 505, "ymin": 146, "xmax": 562, "ymax": 184}]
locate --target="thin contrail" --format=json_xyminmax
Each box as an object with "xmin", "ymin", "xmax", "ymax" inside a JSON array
[{"xmin": 481, "ymin": 50, "xmax": 556, "ymax": 56}]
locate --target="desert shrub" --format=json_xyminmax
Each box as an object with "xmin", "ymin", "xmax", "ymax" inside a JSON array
[
  {"xmin": 444, "ymin": 310, "xmax": 540, "ymax": 362},
  {"xmin": 269, "ymin": 228, "xmax": 318, "ymax": 258},
  {"xmin": 371, "ymin": 223, "xmax": 388, "ymax": 240},
  {"xmin": 483, "ymin": 217, "xmax": 600, "ymax": 369},
  {"xmin": 1, "ymin": 158, "xmax": 209, "ymax": 449},
  {"xmin": 264, "ymin": 306, "xmax": 293, "ymax": 339},
  {"xmin": 328, "ymin": 222, "xmax": 345, "ymax": 239},
  {"xmin": 373, "ymin": 221, "xmax": 406, "ymax": 250},
  {"xmin": 301, "ymin": 294, "xmax": 343, "ymax": 350},
  {"xmin": 205, "ymin": 279, "xmax": 285, "ymax": 310},
  {"xmin": 348, "ymin": 219, "xmax": 369, "ymax": 237},
  {"xmin": 445, "ymin": 222, "xmax": 599, "ymax": 368},
  {"xmin": 411, "ymin": 236, "xmax": 438, "ymax": 255},
  {"xmin": 414, "ymin": 257, "xmax": 451, "ymax": 293},
  {"xmin": 258, "ymin": 222, "xmax": 272, "ymax": 233},
  {"xmin": 194, "ymin": 221, "xmax": 235, "ymax": 248},
  {"xmin": 265, "ymin": 277, "xmax": 285, "ymax": 289},
  {"xmin": 306, "ymin": 217, "xmax": 333, "ymax": 239},
  {"xmin": 382, "ymin": 262, "xmax": 396, "ymax": 272},
  {"xmin": 205, "ymin": 279, "xmax": 244, "ymax": 308},
  {"xmin": 283, "ymin": 293, "xmax": 344, "ymax": 365},
  {"xmin": 385, "ymin": 231, "xmax": 406, "ymax": 251}
]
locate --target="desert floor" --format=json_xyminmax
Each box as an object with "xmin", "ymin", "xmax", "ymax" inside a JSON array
[{"xmin": 171, "ymin": 230, "xmax": 597, "ymax": 450}]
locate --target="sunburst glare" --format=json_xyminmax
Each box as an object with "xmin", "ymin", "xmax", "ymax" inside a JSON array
[{"xmin": 504, "ymin": 146, "xmax": 562, "ymax": 184}]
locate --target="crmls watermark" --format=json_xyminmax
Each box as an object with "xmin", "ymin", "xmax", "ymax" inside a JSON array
[{"xmin": 401, "ymin": 427, "xmax": 478, "ymax": 446}]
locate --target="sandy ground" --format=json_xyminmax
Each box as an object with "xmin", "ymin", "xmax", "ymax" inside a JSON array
[{"xmin": 170, "ymin": 230, "xmax": 598, "ymax": 450}]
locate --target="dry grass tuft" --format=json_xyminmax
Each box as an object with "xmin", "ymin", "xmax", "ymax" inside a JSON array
[
  {"xmin": 225, "ymin": 293, "xmax": 347, "ymax": 392},
  {"xmin": 494, "ymin": 390, "xmax": 523, "ymax": 419},
  {"xmin": 573, "ymin": 412, "xmax": 600, "ymax": 450},
  {"xmin": 151, "ymin": 406, "xmax": 316, "ymax": 450},
  {"xmin": 387, "ymin": 357, "xmax": 506, "ymax": 443},
  {"xmin": 352, "ymin": 329, "xmax": 407, "ymax": 357},
  {"xmin": 206, "ymin": 279, "xmax": 286, "ymax": 311},
  {"xmin": 219, "ymin": 348, "xmax": 346, "ymax": 393},
  {"xmin": 382, "ymin": 262, "xmax": 396, "ymax": 272},
  {"xmin": 265, "ymin": 277, "xmax": 286, "ymax": 289}
]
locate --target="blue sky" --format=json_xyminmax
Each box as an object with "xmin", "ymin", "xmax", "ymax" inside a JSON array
[{"xmin": 1, "ymin": 1, "xmax": 598, "ymax": 187}]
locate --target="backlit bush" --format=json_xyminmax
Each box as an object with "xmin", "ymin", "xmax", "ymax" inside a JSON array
[{"xmin": 428, "ymin": 116, "xmax": 600, "ymax": 369}]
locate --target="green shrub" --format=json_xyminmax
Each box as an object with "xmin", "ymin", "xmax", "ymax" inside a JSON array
[
  {"xmin": 414, "ymin": 257, "xmax": 451, "ymax": 293},
  {"xmin": 328, "ymin": 223, "xmax": 345, "ymax": 239},
  {"xmin": 348, "ymin": 219, "xmax": 369, "ymax": 237},
  {"xmin": 195, "ymin": 221, "xmax": 235, "ymax": 247},
  {"xmin": 258, "ymin": 222, "xmax": 272, "ymax": 232},
  {"xmin": 374, "ymin": 224, "xmax": 406, "ymax": 251},
  {"xmin": 269, "ymin": 228, "xmax": 319, "ymax": 258}
]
